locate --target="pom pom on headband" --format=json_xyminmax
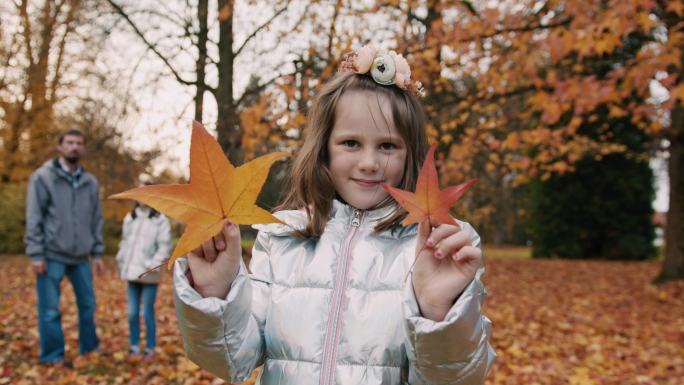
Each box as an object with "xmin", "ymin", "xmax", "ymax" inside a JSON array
[{"xmin": 339, "ymin": 45, "xmax": 426, "ymax": 98}]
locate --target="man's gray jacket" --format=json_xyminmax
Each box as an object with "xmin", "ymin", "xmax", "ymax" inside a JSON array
[{"xmin": 24, "ymin": 158, "xmax": 104, "ymax": 264}]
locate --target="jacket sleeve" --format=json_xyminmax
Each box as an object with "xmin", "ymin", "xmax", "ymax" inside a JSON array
[
  {"xmin": 148, "ymin": 216, "xmax": 172, "ymax": 268},
  {"xmin": 90, "ymin": 180, "xmax": 105, "ymax": 258},
  {"xmin": 403, "ymin": 222, "xmax": 496, "ymax": 385},
  {"xmin": 173, "ymin": 229, "xmax": 272, "ymax": 383},
  {"xmin": 24, "ymin": 172, "xmax": 47, "ymax": 262}
]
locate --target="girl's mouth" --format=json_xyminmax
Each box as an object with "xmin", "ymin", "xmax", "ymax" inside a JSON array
[{"xmin": 352, "ymin": 178, "xmax": 382, "ymax": 188}]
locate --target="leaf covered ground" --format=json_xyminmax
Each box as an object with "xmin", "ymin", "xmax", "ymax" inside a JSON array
[{"xmin": 0, "ymin": 254, "xmax": 681, "ymax": 384}]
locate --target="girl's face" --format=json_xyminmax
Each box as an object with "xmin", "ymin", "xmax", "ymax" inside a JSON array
[{"xmin": 328, "ymin": 90, "xmax": 407, "ymax": 210}]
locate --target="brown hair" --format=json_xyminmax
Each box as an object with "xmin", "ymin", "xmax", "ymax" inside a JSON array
[
  {"xmin": 278, "ymin": 71, "xmax": 428, "ymax": 237},
  {"xmin": 58, "ymin": 129, "xmax": 85, "ymax": 144}
]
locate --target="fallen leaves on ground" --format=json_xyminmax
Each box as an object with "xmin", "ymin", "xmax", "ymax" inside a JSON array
[
  {"xmin": 0, "ymin": 255, "xmax": 681, "ymax": 384},
  {"xmin": 484, "ymin": 258, "xmax": 684, "ymax": 385},
  {"xmin": 0, "ymin": 256, "xmax": 260, "ymax": 385}
]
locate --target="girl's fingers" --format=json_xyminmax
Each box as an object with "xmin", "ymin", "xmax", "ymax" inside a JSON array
[
  {"xmin": 213, "ymin": 231, "xmax": 226, "ymax": 251},
  {"xmin": 190, "ymin": 221, "xmax": 236, "ymax": 264},
  {"xmin": 425, "ymin": 224, "xmax": 460, "ymax": 248},
  {"xmin": 201, "ymin": 238, "xmax": 218, "ymax": 262},
  {"xmin": 434, "ymin": 229, "xmax": 471, "ymax": 259},
  {"xmin": 185, "ymin": 268, "xmax": 195, "ymax": 287},
  {"xmin": 221, "ymin": 221, "xmax": 240, "ymax": 244},
  {"xmin": 186, "ymin": 249, "xmax": 206, "ymax": 271},
  {"xmin": 190, "ymin": 245, "xmax": 204, "ymax": 259},
  {"xmin": 452, "ymin": 245, "xmax": 482, "ymax": 262},
  {"xmin": 200, "ymin": 221, "xmax": 234, "ymax": 263}
]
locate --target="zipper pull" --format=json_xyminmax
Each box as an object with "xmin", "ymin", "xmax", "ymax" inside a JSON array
[{"xmin": 351, "ymin": 210, "xmax": 361, "ymax": 227}]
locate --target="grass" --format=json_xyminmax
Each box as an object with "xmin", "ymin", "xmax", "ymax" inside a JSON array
[{"xmin": 484, "ymin": 244, "xmax": 531, "ymax": 259}]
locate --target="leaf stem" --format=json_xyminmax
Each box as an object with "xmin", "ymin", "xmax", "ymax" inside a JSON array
[
  {"xmin": 138, "ymin": 259, "xmax": 170, "ymax": 279},
  {"xmin": 404, "ymin": 238, "xmax": 430, "ymax": 283}
]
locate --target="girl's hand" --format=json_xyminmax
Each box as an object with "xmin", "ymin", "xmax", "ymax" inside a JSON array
[
  {"xmin": 411, "ymin": 220, "xmax": 482, "ymax": 321},
  {"xmin": 92, "ymin": 258, "xmax": 105, "ymax": 275},
  {"xmin": 186, "ymin": 220, "xmax": 242, "ymax": 298}
]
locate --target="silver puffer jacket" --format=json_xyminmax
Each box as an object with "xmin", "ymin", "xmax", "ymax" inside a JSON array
[{"xmin": 174, "ymin": 200, "xmax": 495, "ymax": 385}]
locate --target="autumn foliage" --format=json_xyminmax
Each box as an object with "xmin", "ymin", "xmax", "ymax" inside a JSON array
[
  {"xmin": 239, "ymin": 0, "xmax": 682, "ymax": 277},
  {"xmin": 1, "ymin": 1, "xmax": 683, "ymax": 381}
]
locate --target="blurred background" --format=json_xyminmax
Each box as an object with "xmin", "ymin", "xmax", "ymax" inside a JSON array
[{"xmin": 0, "ymin": 1, "xmax": 682, "ymax": 384}]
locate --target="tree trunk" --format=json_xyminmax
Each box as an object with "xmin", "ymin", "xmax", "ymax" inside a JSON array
[
  {"xmin": 216, "ymin": 0, "xmax": 243, "ymax": 165},
  {"xmin": 656, "ymin": 7, "xmax": 684, "ymax": 282},
  {"xmin": 194, "ymin": 0, "xmax": 208, "ymax": 122},
  {"xmin": 27, "ymin": 0, "xmax": 57, "ymax": 168},
  {"xmin": 657, "ymin": 101, "xmax": 684, "ymax": 281},
  {"xmin": 1, "ymin": 106, "xmax": 23, "ymax": 184}
]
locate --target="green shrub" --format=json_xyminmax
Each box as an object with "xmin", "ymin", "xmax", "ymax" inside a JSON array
[
  {"xmin": 528, "ymin": 154, "xmax": 656, "ymax": 260},
  {"xmin": 0, "ymin": 183, "xmax": 27, "ymax": 254}
]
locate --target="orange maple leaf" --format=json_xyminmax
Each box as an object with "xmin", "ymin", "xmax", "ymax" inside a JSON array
[
  {"xmin": 382, "ymin": 144, "xmax": 476, "ymax": 226},
  {"xmin": 110, "ymin": 121, "xmax": 290, "ymax": 268}
]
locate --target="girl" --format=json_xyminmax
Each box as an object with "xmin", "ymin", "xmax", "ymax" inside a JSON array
[
  {"xmin": 173, "ymin": 46, "xmax": 495, "ymax": 384},
  {"xmin": 115, "ymin": 199, "xmax": 171, "ymax": 358}
]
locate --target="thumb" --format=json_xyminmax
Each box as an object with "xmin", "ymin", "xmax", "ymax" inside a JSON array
[
  {"xmin": 221, "ymin": 220, "xmax": 240, "ymax": 244},
  {"xmin": 213, "ymin": 220, "xmax": 236, "ymax": 251}
]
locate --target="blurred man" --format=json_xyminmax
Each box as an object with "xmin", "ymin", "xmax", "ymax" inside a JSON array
[{"xmin": 24, "ymin": 129, "xmax": 104, "ymax": 365}]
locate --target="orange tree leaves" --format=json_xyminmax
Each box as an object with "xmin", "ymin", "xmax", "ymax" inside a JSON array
[
  {"xmin": 110, "ymin": 121, "xmax": 289, "ymax": 268},
  {"xmin": 383, "ymin": 144, "xmax": 477, "ymax": 226},
  {"xmin": 353, "ymin": 0, "xmax": 683, "ymax": 242},
  {"xmin": 412, "ymin": 1, "xmax": 679, "ymax": 182}
]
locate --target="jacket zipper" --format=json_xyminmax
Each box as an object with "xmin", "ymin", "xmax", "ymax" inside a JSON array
[{"xmin": 319, "ymin": 209, "xmax": 363, "ymax": 385}]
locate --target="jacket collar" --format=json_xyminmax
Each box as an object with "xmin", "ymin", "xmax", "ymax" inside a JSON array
[
  {"xmin": 331, "ymin": 199, "xmax": 397, "ymax": 223},
  {"xmin": 252, "ymin": 199, "xmax": 418, "ymax": 238},
  {"xmin": 49, "ymin": 158, "xmax": 89, "ymax": 186},
  {"xmin": 332, "ymin": 199, "xmax": 419, "ymax": 238}
]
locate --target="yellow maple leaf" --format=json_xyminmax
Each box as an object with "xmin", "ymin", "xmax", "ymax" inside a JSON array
[{"xmin": 110, "ymin": 121, "xmax": 290, "ymax": 268}]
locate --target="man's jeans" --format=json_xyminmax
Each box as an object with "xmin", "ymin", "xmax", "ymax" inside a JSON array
[
  {"xmin": 36, "ymin": 259, "xmax": 99, "ymax": 363},
  {"xmin": 127, "ymin": 282, "xmax": 158, "ymax": 350}
]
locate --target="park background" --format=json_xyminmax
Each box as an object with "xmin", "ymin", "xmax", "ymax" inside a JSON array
[{"xmin": 0, "ymin": 0, "xmax": 682, "ymax": 384}]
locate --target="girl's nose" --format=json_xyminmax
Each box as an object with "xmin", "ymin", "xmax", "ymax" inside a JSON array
[{"xmin": 358, "ymin": 150, "xmax": 380, "ymax": 172}]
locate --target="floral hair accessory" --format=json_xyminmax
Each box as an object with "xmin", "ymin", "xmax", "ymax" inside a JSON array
[{"xmin": 340, "ymin": 44, "xmax": 426, "ymax": 98}]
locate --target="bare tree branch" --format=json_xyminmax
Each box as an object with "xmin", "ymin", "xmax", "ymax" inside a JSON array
[
  {"xmin": 126, "ymin": 8, "xmax": 187, "ymax": 27},
  {"xmin": 0, "ymin": 33, "xmax": 19, "ymax": 93},
  {"xmin": 49, "ymin": 0, "xmax": 78, "ymax": 102},
  {"xmin": 235, "ymin": 70, "xmax": 293, "ymax": 108},
  {"xmin": 105, "ymin": 0, "xmax": 195, "ymax": 86},
  {"xmin": 407, "ymin": 16, "xmax": 572, "ymax": 55},
  {"xmin": 195, "ymin": 0, "xmax": 208, "ymax": 122},
  {"xmin": 234, "ymin": 2, "xmax": 290, "ymax": 57},
  {"xmin": 326, "ymin": 0, "xmax": 342, "ymax": 59},
  {"xmin": 18, "ymin": 0, "xmax": 35, "ymax": 66}
]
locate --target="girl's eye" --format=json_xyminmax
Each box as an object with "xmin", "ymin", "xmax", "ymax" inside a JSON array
[
  {"xmin": 380, "ymin": 142, "xmax": 397, "ymax": 150},
  {"xmin": 342, "ymin": 140, "xmax": 359, "ymax": 148}
]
